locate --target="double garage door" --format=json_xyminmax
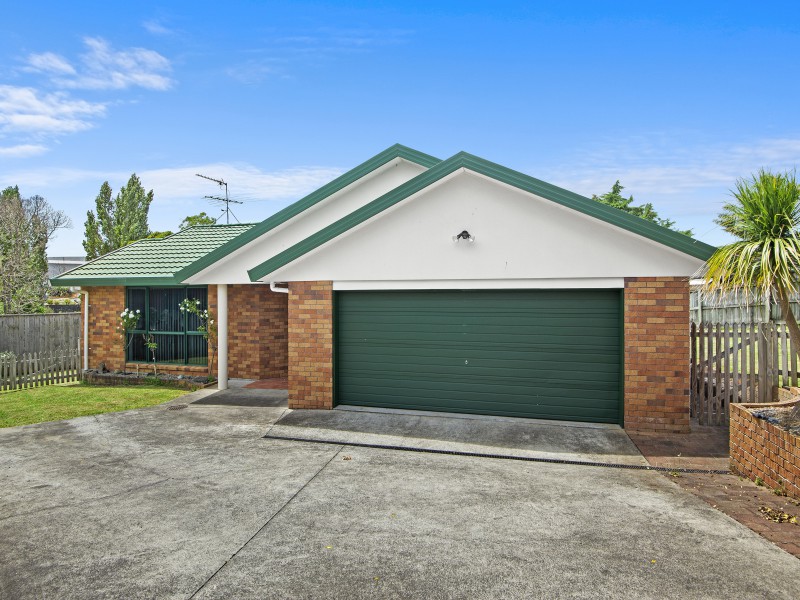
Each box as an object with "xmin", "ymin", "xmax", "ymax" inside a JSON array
[{"xmin": 335, "ymin": 289, "xmax": 622, "ymax": 424}]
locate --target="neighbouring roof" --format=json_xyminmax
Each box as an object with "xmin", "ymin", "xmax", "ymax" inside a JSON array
[
  {"xmin": 246, "ymin": 151, "xmax": 718, "ymax": 282},
  {"xmin": 51, "ymin": 224, "xmax": 254, "ymax": 287}
]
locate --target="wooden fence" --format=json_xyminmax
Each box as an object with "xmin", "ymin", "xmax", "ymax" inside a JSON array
[
  {"xmin": 0, "ymin": 313, "xmax": 80, "ymax": 355},
  {"xmin": 0, "ymin": 347, "xmax": 82, "ymax": 391},
  {"xmin": 690, "ymin": 289, "xmax": 800, "ymax": 324},
  {"xmin": 690, "ymin": 322, "xmax": 797, "ymax": 425}
]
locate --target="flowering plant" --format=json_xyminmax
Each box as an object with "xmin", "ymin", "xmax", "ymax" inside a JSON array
[
  {"xmin": 179, "ymin": 298, "xmax": 217, "ymax": 378},
  {"xmin": 117, "ymin": 307, "xmax": 141, "ymax": 356}
]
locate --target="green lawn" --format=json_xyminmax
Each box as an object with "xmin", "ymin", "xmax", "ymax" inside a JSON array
[{"xmin": 0, "ymin": 382, "xmax": 188, "ymax": 428}]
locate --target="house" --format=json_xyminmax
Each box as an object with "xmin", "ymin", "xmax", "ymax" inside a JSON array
[
  {"xmin": 53, "ymin": 144, "xmax": 715, "ymax": 432},
  {"xmin": 48, "ymin": 256, "xmax": 86, "ymax": 280}
]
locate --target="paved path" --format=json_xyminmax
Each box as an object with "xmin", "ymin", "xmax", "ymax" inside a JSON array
[{"xmin": 1, "ymin": 393, "xmax": 798, "ymax": 599}]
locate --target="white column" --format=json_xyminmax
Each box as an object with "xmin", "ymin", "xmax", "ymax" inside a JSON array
[{"xmin": 217, "ymin": 284, "xmax": 228, "ymax": 390}]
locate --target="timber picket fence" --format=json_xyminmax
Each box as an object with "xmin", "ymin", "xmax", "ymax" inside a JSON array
[
  {"xmin": 0, "ymin": 347, "xmax": 82, "ymax": 391},
  {"xmin": 690, "ymin": 322, "xmax": 797, "ymax": 425}
]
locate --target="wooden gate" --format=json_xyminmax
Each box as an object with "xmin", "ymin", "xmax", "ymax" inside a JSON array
[{"xmin": 690, "ymin": 322, "xmax": 796, "ymax": 425}]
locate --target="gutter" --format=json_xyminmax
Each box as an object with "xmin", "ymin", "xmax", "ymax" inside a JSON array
[{"xmin": 270, "ymin": 281, "xmax": 289, "ymax": 294}]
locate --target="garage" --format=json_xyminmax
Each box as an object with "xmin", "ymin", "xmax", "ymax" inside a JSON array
[{"xmin": 335, "ymin": 289, "xmax": 622, "ymax": 423}]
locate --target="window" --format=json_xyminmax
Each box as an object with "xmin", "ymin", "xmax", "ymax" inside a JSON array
[{"xmin": 125, "ymin": 287, "xmax": 208, "ymax": 365}]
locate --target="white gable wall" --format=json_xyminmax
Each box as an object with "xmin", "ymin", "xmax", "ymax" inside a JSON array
[
  {"xmin": 186, "ymin": 158, "xmax": 429, "ymax": 284},
  {"xmin": 264, "ymin": 170, "xmax": 705, "ymax": 287}
]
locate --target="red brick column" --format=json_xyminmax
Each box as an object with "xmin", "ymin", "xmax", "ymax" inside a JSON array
[
  {"xmin": 83, "ymin": 286, "xmax": 126, "ymax": 371},
  {"xmin": 624, "ymin": 277, "xmax": 690, "ymax": 432},
  {"xmin": 288, "ymin": 281, "xmax": 333, "ymax": 409}
]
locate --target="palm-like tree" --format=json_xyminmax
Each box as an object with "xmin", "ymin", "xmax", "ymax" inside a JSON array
[{"xmin": 704, "ymin": 170, "xmax": 800, "ymax": 352}]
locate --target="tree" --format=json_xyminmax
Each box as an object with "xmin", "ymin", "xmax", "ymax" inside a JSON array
[
  {"xmin": 0, "ymin": 187, "xmax": 71, "ymax": 314},
  {"xmin": 83, "ymin": 174, "xmax": 154, "ymax": 259},
  {"xmin": 703, "ymin": 169, "xmax": 800, "ymax": 356},
  {"xmin": 593, "ymin": 181, "xmax": 693, "ymax": 237},
  {"xmin": 180, "ymin": 211, "xmax": 217, "ymax": 229}
]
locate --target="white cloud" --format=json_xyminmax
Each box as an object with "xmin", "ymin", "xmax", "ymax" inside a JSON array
[
  {"xmin": 3, "ymin": 163, "xmax": 343, "ymax": 203},
  {"xmin": 142, "ymin": 20, "xmax": 173, "ymax": 36},
  {"xmin": 0, "ymin": 85, "xmax": 106, "ymax": 135},
  {"xmin": 0, "ymin": 144, "xmax": 48, "ymax": 158},
  {"xmin": 23, "ymin": 37, "xmax": 173, "ymax": 91},
  {"xmin": 25, "ymin": 52, "xmax": 76, "ymax": 75}
]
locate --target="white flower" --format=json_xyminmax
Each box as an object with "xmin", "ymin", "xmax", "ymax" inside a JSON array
[
  {"xmin": 209, "ymin": 320, "xmax": 214, "ymax": 324},
  {"xmin": 120, "ymin": 311, "xmax": 126, "ymax": 317},
  {"xmin": 196, "ymin": 300, "xmax": 200, "ymax": 305},
  {"xmin": 136, "ymin": 309, "xmax": 140, "ymax": 313}
]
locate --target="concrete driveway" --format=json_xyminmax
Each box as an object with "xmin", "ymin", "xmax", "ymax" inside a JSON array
[{"xmin": 1, "ymin": 390, "xmax": 798, "ymax": 599}]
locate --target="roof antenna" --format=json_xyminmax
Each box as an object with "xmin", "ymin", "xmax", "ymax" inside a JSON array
[{"xmin": 195, "ymin": 173, "xmax": 243, "ymax": 225}]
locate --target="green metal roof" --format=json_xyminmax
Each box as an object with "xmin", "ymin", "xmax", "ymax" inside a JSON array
[
  {"xmin": 173, "ymin": 144, "xmax": 441, "ymax": 282},
  {"xmin": 247, "ymin": 151, "xmax": 717, "ymax": 282},
  {"xmin": 51, "ymin": 224, "xmax": 254, "ymax": 287}
]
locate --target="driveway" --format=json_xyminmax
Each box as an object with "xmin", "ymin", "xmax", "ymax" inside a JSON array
[{"xmin": 0, "ymin": 390, "xmax": 798, "ymax": 599}]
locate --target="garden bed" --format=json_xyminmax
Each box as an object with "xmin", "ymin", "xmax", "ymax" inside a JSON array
[
  {"xmin": 730, "ymin": 395, "xmax": 800, "ymax": 500},
  {"xmin": 83, "ymin": 369, "xmax": 214, "ymax": 390}
]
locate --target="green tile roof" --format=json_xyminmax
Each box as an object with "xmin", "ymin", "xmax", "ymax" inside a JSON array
[{"xmin": 51, "ymin": 224, "xmax": 254, "ymax": 286}]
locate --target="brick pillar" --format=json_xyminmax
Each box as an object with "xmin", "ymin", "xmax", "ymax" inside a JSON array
[
  {"xmin": 84, "ymin": 286, "xmax": 126, "ymax": 371},
  {"xmin": 624, "ymin": 277, "xmax": 690, "ymax": 433},
  {"xmin": 288, "ymin": 281, "xmax": 333, "ymax": 409}
]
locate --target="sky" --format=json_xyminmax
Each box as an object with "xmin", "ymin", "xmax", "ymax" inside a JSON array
[{"xmin": 1, "ymin": 1, "xmax": 799, "ymax": 257}]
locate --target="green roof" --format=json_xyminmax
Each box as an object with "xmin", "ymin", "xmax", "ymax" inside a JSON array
[
  {"xmin": 247, "ymin": 151, "xmax": 717, "ymax": 281},
  {"xmin": 173, "ymin": 143, "xmax": 441, "ymax": 282},
  {"xmin": 51, "ymin": 224, "xmax": 254, "ymax": 287}
]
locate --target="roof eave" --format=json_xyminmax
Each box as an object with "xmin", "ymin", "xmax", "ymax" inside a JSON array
[
  {"xmin": 173, "ymin": 144, "xmax": 442, "ymax": 282},
  {"xmin": 247, "ymin": 152, "xmax": 717, "ymax": 282}
]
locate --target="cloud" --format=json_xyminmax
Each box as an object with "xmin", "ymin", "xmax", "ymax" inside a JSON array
[
  {"xmin": 24, "ymin": 37, "xmax": 173, "ymax": 91},
  {"xmin": 142, "ymin": 20, "xmax": 173, "ymax": 36},
  {"xmin": 3, "ymin": 163, "xmax": 344, "ymax": 204},
  {"xmin": 225, "ymin": 61, "xmax": 278, "ymax": 85},
  {"xmin": 24, "ymin": 52, "xmax": 75, "ymax": 75},
  {"xmin": 542, "ymin": 136, "xmax": 800, "ymax": 199},
  {"xmin": 0, "ymin": 144, "xmax": 48, "ymax": 158},
  {"xmin": 0, "ymin": 85, "xmax": 106, "ymax": 135}
]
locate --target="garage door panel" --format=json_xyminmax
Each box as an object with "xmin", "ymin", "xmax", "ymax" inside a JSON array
[{"xmin": 336, "ymin": 290, "xmax": 622, "ymax": 423}]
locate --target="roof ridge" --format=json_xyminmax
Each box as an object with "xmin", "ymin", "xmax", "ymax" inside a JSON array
[{"xmin": 246, "ymin": 150, "xmax": 716, "ymax": 281}]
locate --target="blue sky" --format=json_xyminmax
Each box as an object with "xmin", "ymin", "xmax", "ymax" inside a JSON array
[{"xmin": 2, "ymin": 1, "xmax": 799, "ymax": 256}]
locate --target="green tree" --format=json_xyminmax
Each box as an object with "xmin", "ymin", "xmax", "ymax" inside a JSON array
[
  {"xmin": 180, "ymin": 211, "xmax": 217, "ymax": 229},
  {"xmin": 593, "ymin": 181, "xmax": 693, "ymax": 237},
  {"xmin": 83, "ymin": 174, "xmax": 154, "ymax": 259},
  {"xmin": 703, "ymin": 170, "xmax": 800, "ymax": 353},
  {"xmin": 0, "ymin": 187, "xmax": 71, "ymax": 314}
]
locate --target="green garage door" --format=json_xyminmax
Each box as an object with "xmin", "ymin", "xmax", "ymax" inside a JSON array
[{"xmin": 335, "ymin": 290, "xmax": 622, "ymax": 424}]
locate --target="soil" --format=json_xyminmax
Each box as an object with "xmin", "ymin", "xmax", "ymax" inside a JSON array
[{"xmin": 751, "ymin": 406, "xmax": 800, "ymax": 436}]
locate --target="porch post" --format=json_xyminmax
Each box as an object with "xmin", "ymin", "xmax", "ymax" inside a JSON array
[{"xmin": 217, "ymin": 283, "xmax": 229, "ymax": 390}]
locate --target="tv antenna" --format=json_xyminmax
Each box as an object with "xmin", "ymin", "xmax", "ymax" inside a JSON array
[{"xmin": 195, "ymin": 173, "xmax": 242, "ymax": 224}]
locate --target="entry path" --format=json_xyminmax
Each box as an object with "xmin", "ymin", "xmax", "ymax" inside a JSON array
[{"xmin": 0, "ymin": 394, "xmax": 798, "ymax": 599}]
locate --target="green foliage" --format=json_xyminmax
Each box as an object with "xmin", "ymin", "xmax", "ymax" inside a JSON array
[
  {"xmin": 179, "ymin": 297, "xmax": 217, "ymax": 376},
  {"xmin": 180, "ymin": 211, "xmax": 217, "ymax": 229},
  {"xmin": 83, "ymin": 174, "xmax": 155, "ymax": 259},
  {"xmin": 592, "ymin": 181, "xmax": 693, "ymax": 236},
  {"xmin": 145, "ymin": 230, "xmax": 173, "ymax": 239},
  {"xmin": 705, "ymin": 170, "xmax": 800, "ymax": 299},
  {"xmin": 0, "ymin": 186, "xmax": 71, "ymax": 314}
]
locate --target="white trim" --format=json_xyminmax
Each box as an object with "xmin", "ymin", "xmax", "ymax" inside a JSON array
[
  {"xmin": 217, "ymin": 284, "xmax": 228, "ymax": 391},
  {"xmin": 332, "ymin": 278, "xmax": 625, "ymax": 291}
]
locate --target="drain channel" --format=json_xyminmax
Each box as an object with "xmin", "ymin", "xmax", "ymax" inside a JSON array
[{"xmin": 263, "ymin": 434, "xmax": 730, "ymax": 475}]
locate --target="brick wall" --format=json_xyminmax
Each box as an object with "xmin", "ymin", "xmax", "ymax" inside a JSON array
[
  {"xmin": 730, "ymin": 400, "xmax": 800, "ymax": 499},
  {"xmin": 83, "ymin": 286, "xmax": 126, "ymax": 371},
  {"xmin": 624, "ymin": 277, "xmax": 690, "ymax": 433},
  {"xmin": 83, "ymin": 284, "xmax": 288, "ymax": 380},
  {"xmin": 226, "ymin": 284, "xmax": 288, "ymax": 379},
  {"xmin": 287, "ymin": 281, "xmax": 333, "ymax": 409}
]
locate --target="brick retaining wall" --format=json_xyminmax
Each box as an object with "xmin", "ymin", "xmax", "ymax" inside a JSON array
[{"xmin": 730, "ymin": 399, "xmax": 800, "ymax": 500}]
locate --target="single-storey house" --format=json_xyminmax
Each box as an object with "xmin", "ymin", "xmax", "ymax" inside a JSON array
[{"xmin": 53, "ymin": 144, "xmax": 716, "ymax": 432}]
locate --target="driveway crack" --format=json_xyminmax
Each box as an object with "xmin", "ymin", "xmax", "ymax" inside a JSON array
[{"xmin": 187, "ymin": 444, "xmax": 344, "ymax": 599}]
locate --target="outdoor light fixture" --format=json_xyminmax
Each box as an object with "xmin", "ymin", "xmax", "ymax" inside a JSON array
[{"xmin": 452, "ymin": 230, "xmax": 475, "ymax": 243}]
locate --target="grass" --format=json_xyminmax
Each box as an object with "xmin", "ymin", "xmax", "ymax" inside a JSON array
[{"xmin": 0, "ymin": 381, "xmax": 188, "ymax": 428}]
